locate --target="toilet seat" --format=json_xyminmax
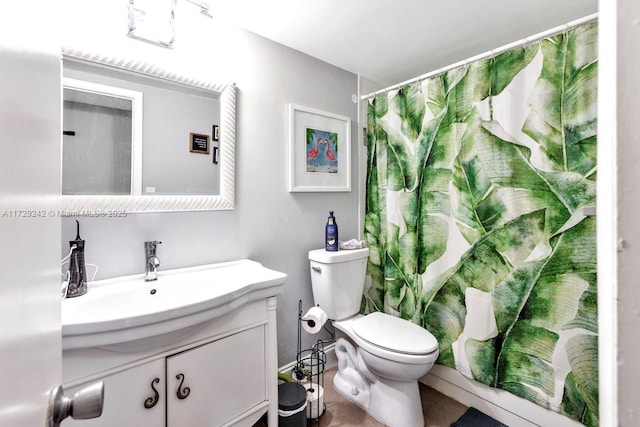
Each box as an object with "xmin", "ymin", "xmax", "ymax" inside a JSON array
[{"xmin": 352, "ymin": 312, "xmax": 438, "ymax": 355}]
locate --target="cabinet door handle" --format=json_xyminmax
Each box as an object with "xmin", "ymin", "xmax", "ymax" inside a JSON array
[
  {"xmin": 175, "ymin": 373, "xmax": 191, "ymax": 400},
  {"xmin": 144, "ymin": 378, "xmax": 160, "ymax": 409}
]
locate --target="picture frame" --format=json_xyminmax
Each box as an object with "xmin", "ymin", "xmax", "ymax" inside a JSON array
[
  {"xmin": 288, "ymin": 104, "xmax": 351, "ymax": 192},
  {"xmin": 189, "ymin": 133, "xmax": 210, "ymax": 154}
]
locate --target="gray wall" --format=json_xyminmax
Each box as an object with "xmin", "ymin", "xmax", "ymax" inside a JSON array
[{"xmin": 60, "ymin": 5, "xmax": 359, "ymax": 365}]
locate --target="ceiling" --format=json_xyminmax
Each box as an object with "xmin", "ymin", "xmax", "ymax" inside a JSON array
[{"xmin": 212, "ymin": 0, "xmax": 598, "ymax": 89}]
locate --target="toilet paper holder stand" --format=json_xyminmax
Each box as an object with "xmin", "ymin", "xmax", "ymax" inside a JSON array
[{"xmin": 294, "ymin": 300, "xmax": 328, "ymax": 423}]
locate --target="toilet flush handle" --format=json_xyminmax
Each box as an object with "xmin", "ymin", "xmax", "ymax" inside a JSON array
[{"xmin": 311, "ymin": 266, "xmax": 321, "ymax": 273}]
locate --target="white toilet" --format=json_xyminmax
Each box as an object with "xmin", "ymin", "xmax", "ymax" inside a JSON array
[{"xmin": 308, "ymin": 248, "xmax": 439, "ymax": 427}]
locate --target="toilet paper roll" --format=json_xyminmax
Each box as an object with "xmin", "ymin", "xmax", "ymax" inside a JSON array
[
  {"xmin": 304, "ymin": 383, "xmax": 324, "ymax": 419},
  {"xmin": 301, "ymin": 306, "xmax": 328, "ymax": 334}
]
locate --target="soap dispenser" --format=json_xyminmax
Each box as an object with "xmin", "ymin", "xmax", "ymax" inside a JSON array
[
  {"xmin": 66, "ymin": 220, "xmax": 87, "ymax": 297},
  {"xmin": 325, "ymin": 211, "xmax": 338, "ymax": 251}
]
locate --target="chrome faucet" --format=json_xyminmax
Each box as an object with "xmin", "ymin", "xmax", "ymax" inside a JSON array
[{"xmin": 144, "ymin": 241, "xmax": 162, "ymax": 281}]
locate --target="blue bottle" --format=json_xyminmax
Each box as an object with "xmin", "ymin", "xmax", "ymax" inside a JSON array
[{"xmin": 325, "ymin": 211, "xmax": 338, "ymax": 251}]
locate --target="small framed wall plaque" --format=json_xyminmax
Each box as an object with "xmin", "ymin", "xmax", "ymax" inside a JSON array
[{"xmin": 189, "ymin": 133, "xmax": 210, "ymax": 154}]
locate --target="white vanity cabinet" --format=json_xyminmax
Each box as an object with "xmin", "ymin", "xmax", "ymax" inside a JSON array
[
  {"xmin": 167, "ymin": 326, "xmax": 266, "ymax": 426},
  {"xmin": 63, "ymin": 297, "xmax": 279, "ymax": 427},
  {"xmin": 65, "ymin": 359, "xmax": 166, "ymax": 426}
]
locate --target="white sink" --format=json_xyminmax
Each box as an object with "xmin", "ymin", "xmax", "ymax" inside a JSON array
[{"xmin": 62, "ymin": 259, "xmax": 286, "ymax": 351}]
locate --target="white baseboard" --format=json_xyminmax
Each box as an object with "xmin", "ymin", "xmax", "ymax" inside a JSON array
[{"xmin": 421, "ymin": 365, "xmax": 585, "ymax": 427}]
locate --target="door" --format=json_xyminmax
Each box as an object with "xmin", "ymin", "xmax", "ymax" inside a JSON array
[{"xmin": 0, "ymin": 2, "xmax": 63, "ymax": 426}]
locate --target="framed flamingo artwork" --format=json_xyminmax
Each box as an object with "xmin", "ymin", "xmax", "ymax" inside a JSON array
[{"xmin": 288, "ymin": 104, "xmax": 351, "ymax": 192}]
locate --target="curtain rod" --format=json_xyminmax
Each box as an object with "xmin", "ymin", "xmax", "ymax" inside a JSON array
[{"xmin": 361, "ymin": 12, "xmax": 598, "ymax": 100}]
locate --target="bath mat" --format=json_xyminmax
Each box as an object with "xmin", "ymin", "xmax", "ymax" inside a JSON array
[{"xmin": 451, "ymin": 407, "xmax": 508, "ymax": 427}]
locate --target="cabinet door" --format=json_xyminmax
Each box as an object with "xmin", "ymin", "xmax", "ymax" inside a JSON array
[
  {"xmin": 167, "ymin": 326, "xmax": 266, "ymax": 426},
  {"xmin": 64, "ymin": 359, "xmax": 166, "ymax": 427}
]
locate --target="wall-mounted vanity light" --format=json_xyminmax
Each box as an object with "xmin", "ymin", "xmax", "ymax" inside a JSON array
[
  {"xmin": 127, "ymin": 0, "xmax": 177, "ymax": 48},
  {"xmin": 127, "ymin": 0, "xmax": 212, "ymax": 48},
  {"xmin": 185, "ymin": 0, "xmax": 213, "ymax": 19}
]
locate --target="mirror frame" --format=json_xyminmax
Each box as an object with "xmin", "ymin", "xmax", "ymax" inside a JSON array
[{"xmin": 61, "ymin": 46, "xmax": 236, "ymax": 213}]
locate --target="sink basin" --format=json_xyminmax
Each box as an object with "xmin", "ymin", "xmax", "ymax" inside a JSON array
[{"xmin": 62, "ymin": 259, "xmax": 286, "ymax": 351}]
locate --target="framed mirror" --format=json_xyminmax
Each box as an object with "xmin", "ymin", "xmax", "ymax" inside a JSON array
[{"xmin": 61, "ymin": 46, "xmax": 236, "ymax": 213}]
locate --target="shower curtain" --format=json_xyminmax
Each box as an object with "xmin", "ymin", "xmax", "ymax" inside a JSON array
[{"xmin": 364, "ymin": 21, "xmax": 597, "ymax": 426}]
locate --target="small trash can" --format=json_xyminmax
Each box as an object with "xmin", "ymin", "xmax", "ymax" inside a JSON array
[{"xmin": 278, "ymin": 382, "xmax": 307, "ymax": 426}]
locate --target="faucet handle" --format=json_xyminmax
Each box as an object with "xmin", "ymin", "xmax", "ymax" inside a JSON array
[{"xmin": 145, "ymin": 241, "xmax": 162, "ymax": 250}]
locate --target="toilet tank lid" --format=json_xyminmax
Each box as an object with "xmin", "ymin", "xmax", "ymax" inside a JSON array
[
  {"xmin": 352, "ymin": 312, "xmax": 438, "ymax": 355},
  {"xmin": 308, "ymin": 248, "xmax": 369, "ymax": 263}
]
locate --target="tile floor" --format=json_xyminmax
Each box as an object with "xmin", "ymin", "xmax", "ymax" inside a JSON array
[{"xmin": 259, "ymin": 367, "xmax": 468, "ymax": 426}]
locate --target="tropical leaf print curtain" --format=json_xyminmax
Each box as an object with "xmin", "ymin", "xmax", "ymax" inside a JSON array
[{"xmin": 364, "ymin": 22, "xmax": 598, "ymax": 426}]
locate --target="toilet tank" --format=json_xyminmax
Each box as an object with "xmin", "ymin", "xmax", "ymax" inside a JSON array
[{"xmin": 308, "ymin": 248, "xmax": 369, "ymax": 320}]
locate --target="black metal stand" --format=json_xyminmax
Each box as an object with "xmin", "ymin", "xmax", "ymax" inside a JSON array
[{"xmin": 294, "ymin": 300, "xmax": 329, "ymax": 425}]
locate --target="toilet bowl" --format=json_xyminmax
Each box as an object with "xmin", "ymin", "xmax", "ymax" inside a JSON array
[
  {"xmin": 337, "ymin": 313, "xmax": 438, "ymax": 379},
  {"xmin": 332, "ymin": 313, "xmax": 438, "ymax": 427},
  {"xmin": 308, "ymin": 248, "xmax": 439, "ymax": 427}
]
